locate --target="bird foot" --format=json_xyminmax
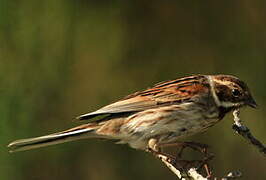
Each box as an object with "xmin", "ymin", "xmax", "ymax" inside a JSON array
[{"xmin": 157, "ymin": 141, "xmax": 214, "ymax": 178}]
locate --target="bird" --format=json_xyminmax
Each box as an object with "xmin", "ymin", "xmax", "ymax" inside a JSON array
[{"xmin": 8, "ymin": 74, "xmax": 257, "ymax": 153}]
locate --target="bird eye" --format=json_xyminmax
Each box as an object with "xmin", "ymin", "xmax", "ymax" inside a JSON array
[{"xmin": 232, "ymin": 89, "xmax": 241, "ymax": 97}]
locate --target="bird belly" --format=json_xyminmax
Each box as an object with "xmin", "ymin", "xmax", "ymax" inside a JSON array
[{"xmin": 119, "ymin": 104, "xmax": 220, "ymax": 150}]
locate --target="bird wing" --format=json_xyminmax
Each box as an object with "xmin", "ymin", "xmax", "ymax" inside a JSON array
[{"xmin": 77, "ymin": 75, "xmax": 208, "ymax": 120}]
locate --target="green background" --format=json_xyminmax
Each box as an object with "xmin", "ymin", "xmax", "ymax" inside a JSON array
[{"xmin": 1, "ymin": 1, "xmax": 266, "ymax": 180}]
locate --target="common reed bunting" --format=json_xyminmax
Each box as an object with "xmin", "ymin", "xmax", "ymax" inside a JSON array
[{"xmin": 8, "ymin": 75, "xmax": 257, "ymax": 153}]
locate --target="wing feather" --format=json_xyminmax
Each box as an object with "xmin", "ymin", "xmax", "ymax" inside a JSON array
[
  {"xmin": 77, "ymin": 96, "xmax": 157, "ymax": 120},
  {"xmin": 77, "ymin": 75, "xmax": 208, "ymax": 120}
]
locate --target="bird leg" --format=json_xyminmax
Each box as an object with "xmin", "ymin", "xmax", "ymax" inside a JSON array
[
  {"xmin": 158, "ymin": 141, "xmax": 214, "ymax": 177},
  {"xmin": 177, "ymin": 141, "xmax": 214, "ymax": 178},
  {"xmin": 147, "ymin": 139, "xmax": 191, "ymax": 178},
  {"xmin": 146, "ymin": 138, "xmax": 176, "ymax": 161}
]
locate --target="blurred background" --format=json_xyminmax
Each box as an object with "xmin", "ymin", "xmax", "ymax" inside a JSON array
[{"xmin": 1, "ymin": 1, "xmax": 266, "ymax": 180}]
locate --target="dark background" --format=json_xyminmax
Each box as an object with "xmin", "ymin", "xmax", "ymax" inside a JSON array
[{"xmin": 1, "ymin": 1, "xmax": 266, "ymax": 180}]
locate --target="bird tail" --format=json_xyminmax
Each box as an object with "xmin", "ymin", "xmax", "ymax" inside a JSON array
[{"xmin": 8, "ymin": 123, "xmax": 102, "ymax": 153}]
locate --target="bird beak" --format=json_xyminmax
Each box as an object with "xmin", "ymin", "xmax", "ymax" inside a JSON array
[{"xmin": 246, "ymin": 97, "xmax": 258, "ymax": 108}]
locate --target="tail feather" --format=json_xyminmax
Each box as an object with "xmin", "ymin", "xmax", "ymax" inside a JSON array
[{"xmin": 8, "ymin": 124, "xmax": 101, "ymax": 153}]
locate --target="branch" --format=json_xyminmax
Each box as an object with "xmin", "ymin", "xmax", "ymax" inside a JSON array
[
  {"xmin": 156, "ymin": 153, "xmax": 242, "ymax": 180},
  {"xmin": 221, "ymin": 171, "xmax": 242, "ymax": 180},
  {"xmin": 232, "ymin": 109, "xmax": 266, "ymax": 156},
  {"xmin": 156, "ymin": 153, "xmax": 207, "ymax": 180}
]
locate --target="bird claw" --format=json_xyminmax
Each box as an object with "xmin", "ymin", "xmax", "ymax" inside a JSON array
[{"xmin": 155, "ymin": 141, "xmax": 214, "ymax": 178}]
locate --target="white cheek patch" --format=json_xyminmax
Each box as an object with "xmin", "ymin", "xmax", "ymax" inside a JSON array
[
  {"xmin": 220, "ymin": 101, "xmax": 241, "ymax": 108},
  {"xmin": 207, "ymin": 76, "xmax": 221, "ymax": 107},
  {"xmin": 221, "ymin": 101, "xmax": 244, "ymax": 108}
]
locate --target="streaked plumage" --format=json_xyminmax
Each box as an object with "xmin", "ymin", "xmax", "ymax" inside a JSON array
[{"xmin": 8, "ymin": 74, "xmax": 257, "ymax": 152}]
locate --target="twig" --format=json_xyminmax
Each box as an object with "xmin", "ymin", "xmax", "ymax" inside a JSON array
[
  {"xmin": 156, "ymin": 153, "xmax": 207, "ymax": 180},
  {"xmin": 157, "ymin": 153, "xmax": 242, "ymax": 180},
  {"xmin": 188, "ymin": 168, "xmax": 208, "ymax": 180},
  {"xmin": 232, "ymin": 109, "xmax": 266, "ymax": 156},
  {"xmin": 157, "ymin": 154, "xmax": 183, "ymax": 179},
  {"xmin": 221, "ymin": 171, "xmax": 242, "ymax": 180}
]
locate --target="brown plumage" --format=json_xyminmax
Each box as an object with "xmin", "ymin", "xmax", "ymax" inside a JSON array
[{"xmin": 8, "ymin": 74, "xmax": 257, "ymax": 152}]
